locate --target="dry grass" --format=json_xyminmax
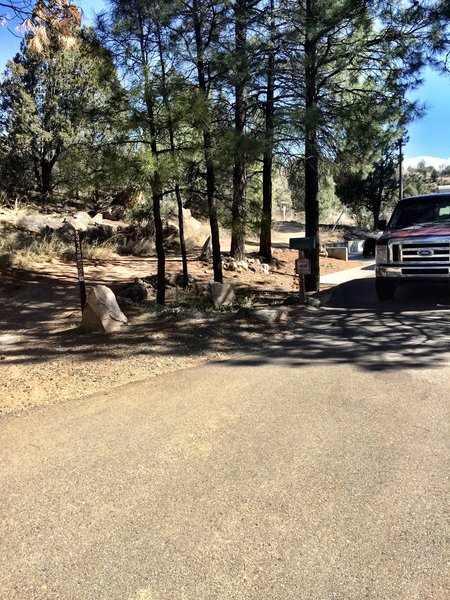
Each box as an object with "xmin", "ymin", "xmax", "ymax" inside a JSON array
[
  {"xmin": 0, "ymin": 230, "xmax": 120, "ymax": 269},
  {"xmin": 0, "ymin": 197, "xmax": 32, "ymax": 223}
]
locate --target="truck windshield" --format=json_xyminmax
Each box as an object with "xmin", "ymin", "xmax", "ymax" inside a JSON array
[{"xmin": 389, "ymin": 197, "xmax": 450, "ymax": 230}]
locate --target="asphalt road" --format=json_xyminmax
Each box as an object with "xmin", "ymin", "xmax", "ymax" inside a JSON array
[{"xmin": 1, "ymin": 277, "xmax": 449, "ymax": 599}]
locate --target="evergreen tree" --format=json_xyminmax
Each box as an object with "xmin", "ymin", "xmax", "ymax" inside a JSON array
[
  {"xmin": 0, "ymin": 9, "xmax": 123, "ymax": 199},
  {"xmin": 336, "ymin": 144, "xmax": 399, "ymax": 230}
]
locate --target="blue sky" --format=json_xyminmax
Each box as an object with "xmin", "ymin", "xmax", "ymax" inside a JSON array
[
  {"xmin": 404, "ymin": 68, "xmax": 450, "ymax": 166},
  {"xmin": 1, "ymin": 0, "xmax": 449, "ymax": 166}
]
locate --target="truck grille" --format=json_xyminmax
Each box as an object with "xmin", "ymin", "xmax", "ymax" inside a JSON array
[
  {"xmin": 402, "ymin": 268, "xmax": 449, "ymax": 275},
  {"xmin": 397, "ymin": 241, "xmax": 450, "ymax": 263}
]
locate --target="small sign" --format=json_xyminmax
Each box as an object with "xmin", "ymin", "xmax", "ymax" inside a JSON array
[
  {"xmin": 289, "ymin": 236, "xmax": 316, "ymax": 250},
  {"xmin": 296, "ymin": 258, "xmax": 311, "ymax": 275}
]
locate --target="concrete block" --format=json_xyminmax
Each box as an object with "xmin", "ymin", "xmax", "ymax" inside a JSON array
[{"xmin": 326, "ymin": 246, "xmax": 348, "ymax": 261}]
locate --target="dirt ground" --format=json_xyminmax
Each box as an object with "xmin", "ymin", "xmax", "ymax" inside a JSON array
[{"xmin": 0, "ymin": 226, "xmax": 366, "ymax": 415}]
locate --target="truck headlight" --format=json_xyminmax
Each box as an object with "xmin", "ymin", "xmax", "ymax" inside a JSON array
[{"xmin": 376, "ymin": 245, "xmax": 388, "ymax": 264}]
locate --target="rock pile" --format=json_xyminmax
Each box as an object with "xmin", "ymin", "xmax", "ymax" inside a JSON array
[{"xmin": 221, "ymin": 256, "xmax": 278, "ymax": 275}]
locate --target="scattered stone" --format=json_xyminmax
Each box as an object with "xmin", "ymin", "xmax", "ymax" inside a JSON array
[
  {"xmin": 116, "ymin": 297, "xmax": 136, "ymax": 312},
  {"xmin": 209, "ymin": 282, "xmax": 236, "ymax": 308},
  {"xmin": 102, "ymin": 205, "xmax": 125, "ymax": 221},
  {"xmin": 237, "ymin": 260, "xmax": 249, "ymax": 271},
  {"xmin": 84, "ymin": 224, "xmax": 113, "ymax": 243},
  {"xmin": 306, "ymin": 297, "xmax": 321, "ymax": 308},
  {"xmin": 189, "ymin": 310, "xmax": 206, "ymax": 319},
  {"xmin": 283, "ymin": 295, "xmax": 300, "ymax": 306},
  {"xmin": 115, "ymin": 278, "xmax": 151, "ymax": 303},
  {"xmin": 200, "ymin": 236, "xmax": 213, "ymax": 260},
  {"xmin": 82, "ymin": 285, "xmax": 128, "ymax": 333},
  {"xmin": 260, "ymin": 263, "xmax": 270, "ymax": 275},
  {"xmin": 270, "ymin": 258, "xmax": 279, "ymax": 269},
  {"xmin": 167, "ymin": 272, "xmax": 195, "ymax": 287},
  {"xmin": 248, "ymin": 308, "xmax": 289, "ymax": 323},
  {"xmin": 253, "ymin": 257, "xmax": 262, "ymax": 266}
]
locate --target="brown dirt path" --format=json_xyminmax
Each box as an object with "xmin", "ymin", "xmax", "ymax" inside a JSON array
[{"xmin": 0, "ymin": 243, "xmax": 365, "ymax": 414}]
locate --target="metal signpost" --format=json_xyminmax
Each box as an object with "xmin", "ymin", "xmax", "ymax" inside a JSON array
[
  {"xmin": 74, "ymin": 229, "xmax": 87, "ymax": 311},
  {"xmin": 290, "ymin": 236, "xmax": 316, "ymax": 304}
]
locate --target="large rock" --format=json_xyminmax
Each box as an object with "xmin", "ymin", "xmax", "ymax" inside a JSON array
[
  {"xmin": 102, "ymin": 205, "xmax": 125, "ymax": 221},
  {"xmin": 15, "ymin": 214, "xmax": 64, "ymax": 233},
  {"xmin": 90, "ymin": 213, "xmax": 104, "ymax": 225},
  {"xmin": 168, "ymin": 208, "xmax": 203, "ymax": 239},
  {"xmin": 82, "ymin": 285, "xmax": 128, "ymax": 332},
  {"xmin": 209, "ymin": 282, "xmax": 236, "ymax": 308},
  {"xmin": 182, "ymin": 208, "xmax": 202, "ymax": 232},
  {"xmin": 166, "ymin": 208, "xmax": 202, "ymax": 246}
]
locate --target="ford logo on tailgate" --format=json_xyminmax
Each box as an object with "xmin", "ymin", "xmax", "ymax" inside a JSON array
[{"xmin": 418, "ymin": 249, "xmax": 434, "ymax": 256}]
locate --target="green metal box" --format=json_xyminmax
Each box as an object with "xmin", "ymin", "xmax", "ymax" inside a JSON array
[{"xmin": 289, "ymin": 236, "xmax": 316, "ymax": 250}]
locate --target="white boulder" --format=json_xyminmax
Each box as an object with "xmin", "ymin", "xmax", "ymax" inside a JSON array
[{"xmin": 82, "ymin": 285, "xmax": 128, "ymax": 333}]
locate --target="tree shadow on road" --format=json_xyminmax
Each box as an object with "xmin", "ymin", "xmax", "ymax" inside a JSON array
[
  {"xmin": 215, "ymin": 278, "xmax": 450, "ymax": 373},
  {"xmin": 2, "ymin": 272, "xmax": 450, "ymax": 374}
]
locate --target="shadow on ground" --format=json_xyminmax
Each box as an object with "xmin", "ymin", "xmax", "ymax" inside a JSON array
[
  {"xmin": 2, "ymin": 270, "xmax": 450, "ymax": 373},
  {"xmin": 221, "ymin": 278, "xmax": 450, "ymax": 372}
]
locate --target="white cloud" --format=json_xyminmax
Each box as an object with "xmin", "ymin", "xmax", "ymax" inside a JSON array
[{"xmin": 404, "ymin": 156, "xmax": 450, "ymax": 169}]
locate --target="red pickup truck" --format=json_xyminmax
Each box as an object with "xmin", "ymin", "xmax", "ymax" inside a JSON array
[{"xmin": 375, "ymin": 193, "xmax": 450, "ymax": 300}]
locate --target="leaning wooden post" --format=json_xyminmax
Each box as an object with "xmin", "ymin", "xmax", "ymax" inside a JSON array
[{"xmin": 73, "ymin": 229, "xmax": 87, "ymax": 311}]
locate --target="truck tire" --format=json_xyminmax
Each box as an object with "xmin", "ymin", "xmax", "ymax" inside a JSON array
[{"xmin": 376, "ymin": 278, "xmax": 396, "ymax": 301}]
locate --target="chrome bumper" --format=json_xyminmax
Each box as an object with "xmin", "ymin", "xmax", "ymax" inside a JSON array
[{"xmin": 376, "ymin": 265, "xmax": 450, "ymax": 280}]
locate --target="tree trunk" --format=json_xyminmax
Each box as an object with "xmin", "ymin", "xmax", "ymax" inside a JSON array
[
  {"xmin": 41, "ymin": 159, "xmax": 52, "ymax": 196},
  {"xmin": 230, "ymin": 0, "xmax": 247, "ymax": 261},
  {"xmin": 231, "ymin": 162, "xmax": 246, "ymax": 261},
  {"xmin": 152, "ymin": 179, "xmax": 166, "ymax": 305},
  {"xmin": 175, "ymin": 184, "xmax": 189, "ymax": 288},
  {"xmin": 139, "ymin": 15, "xmax": 166, "ymax": 305},
  {"xmin": 259, "ymin": 0, "xmax": 275, "ymax": 261},
  {"xmin": 304, "ymin": 0, "xmax": 320, "ymax": 292},
  {"xmin": 192, "ymin": 0, "xmax": 223, "ymax": 282},
  {"xmin": 259, "ymin": 153, "xmax": 273, "ymax": 261},
  {"xmin": 373, "ymin": 181, "xmax": 383, "ymax": 231},
  {"xmin": 204, "ymin": 131, "xmax": 223, "ymax": 282},
  {"xmin": 156, "ymin": 23, "xmax": 189, "ymax": 288}
]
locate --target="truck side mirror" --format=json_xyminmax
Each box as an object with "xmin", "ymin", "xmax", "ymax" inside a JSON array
[{"xmin": 377, "ymin": 219, "xmax": 387, "ymax": 231}]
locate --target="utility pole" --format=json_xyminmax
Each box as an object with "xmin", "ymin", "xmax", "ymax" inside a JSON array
[{"xmin": 399, "ymin": 92, "xmax": 404, "ymax": 201}]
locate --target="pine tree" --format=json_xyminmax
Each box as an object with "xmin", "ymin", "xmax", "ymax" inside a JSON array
[{"xmin": 0, "ymin": 11, "xmax": 122, "ymax": 198}]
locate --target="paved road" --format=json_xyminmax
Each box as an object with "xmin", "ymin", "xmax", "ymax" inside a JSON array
[{"xmin": 1, "ymin": 277, "xmax": 449, "ymax": 599}]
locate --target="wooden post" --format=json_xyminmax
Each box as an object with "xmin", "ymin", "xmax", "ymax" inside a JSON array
[
  {"xmin": 298, "ymin": 250, "xmax": 306, "ymax": 304},
  {"xmin": 74, "ymin": 229, "xmax": 86, "ymax": 311}
]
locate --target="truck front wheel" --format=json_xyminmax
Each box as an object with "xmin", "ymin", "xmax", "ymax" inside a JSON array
[{"xmin": 376, "ymin": 278, "xmax": 396, "ymax": 301}]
